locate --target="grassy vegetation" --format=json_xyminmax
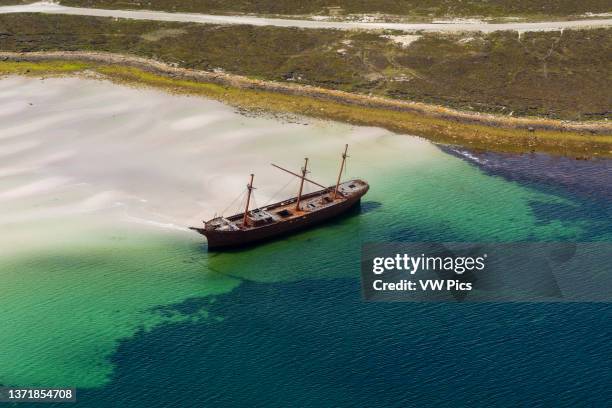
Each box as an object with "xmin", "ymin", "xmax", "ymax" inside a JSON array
[
  {"xmin": 1, "ymin": 14, "xmax": 611, "ymax": 121},
  {"xmin": 57, "ymin": 0, "xmax": 612, "ymax": 19},
  {"xmin": 2, "ymin": 59, "xmax": 611, "ymax": 157}
]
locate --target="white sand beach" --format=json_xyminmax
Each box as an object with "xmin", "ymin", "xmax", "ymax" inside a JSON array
[{"xmin": 0, "ymin": 76, "xmax": 437, "ymax": 256}]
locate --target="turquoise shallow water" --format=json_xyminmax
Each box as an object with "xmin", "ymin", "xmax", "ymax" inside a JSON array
[
  {"xmin": 46, "ymin": 148, "xmax": 612, "ymax": 407},
  {"xmin": 8, "ymin": 146, "xmax": 612, "ymax": 406},
  {"xmin": 1, "ymin": 78, "xmax": 610, "ymax": 406}
]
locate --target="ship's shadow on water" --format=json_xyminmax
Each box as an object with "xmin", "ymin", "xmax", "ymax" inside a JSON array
[
  {"xmin": 201, "ymin": 201, "xmax": 381, "ymax": 254},
  {"xmin": 359, "ymin": 200, "xmax": 382, "ymax": 214}
]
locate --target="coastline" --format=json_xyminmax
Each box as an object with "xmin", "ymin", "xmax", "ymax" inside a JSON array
[{"xmin": 1, "ymin": 51, "xmax": 611, "ymax": 158}]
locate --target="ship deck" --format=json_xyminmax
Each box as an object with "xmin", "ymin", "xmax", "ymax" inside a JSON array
[{"xmin": 206, "ymin": 179, "xmax": 368, "ymax": 231}]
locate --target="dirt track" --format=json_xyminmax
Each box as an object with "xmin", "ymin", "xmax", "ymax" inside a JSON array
[{"xmin": 2, "ymin": 2, "xmax": 612, "ymax": 32}]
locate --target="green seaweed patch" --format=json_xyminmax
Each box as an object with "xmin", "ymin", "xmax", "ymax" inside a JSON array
[{"xmin": 0, "ymin": 60, "xmax": 90, "ymax": 74}]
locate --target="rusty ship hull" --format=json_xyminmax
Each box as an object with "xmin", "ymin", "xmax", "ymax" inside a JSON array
[{"xmin": 191, "ymin": 179, "xmax": 369, "ymax": 249}]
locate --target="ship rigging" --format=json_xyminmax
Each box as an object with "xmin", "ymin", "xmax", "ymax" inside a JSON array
[{"xmin": 190, "ymin": 144, "xmax": 369, "ymax": 249}]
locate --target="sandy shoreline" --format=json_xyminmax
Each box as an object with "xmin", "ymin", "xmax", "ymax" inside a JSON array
[
  {"xmin": 0, "ymin": 75, "xmax": 434, "ymax": 249},
  {"xmin": 2, "ymin": 51, "xmax": 610, "ymax": 135},
  {"xmin": 1, "ymin": 51, "xmax": 611, "ymax": 157}
]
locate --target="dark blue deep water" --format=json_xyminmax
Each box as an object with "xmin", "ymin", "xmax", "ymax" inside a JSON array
[{"xmin": 81, "ymin": 282, "xmax": 610, "ymax": 408}]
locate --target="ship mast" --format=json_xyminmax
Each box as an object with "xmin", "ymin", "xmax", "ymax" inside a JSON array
[
  {"xmin": 295, "ymin": 158, "xmax": 308, "ymax": 211},
  {"xmin": 242, "ymin": 173, "xmax": 255, "ymax": 227},
  {"xmin": 333, "ymin": 144, "xmax": 349, "ymax": 200}
]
